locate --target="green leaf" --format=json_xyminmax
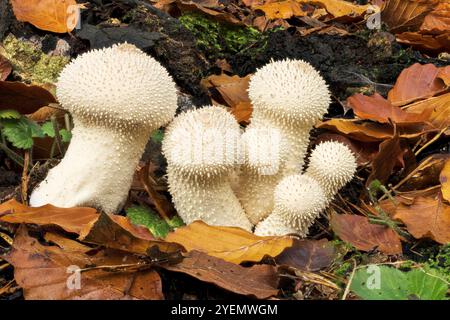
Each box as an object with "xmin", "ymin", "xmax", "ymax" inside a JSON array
[
  {"xmin": 42, "ymin": 121, "xmax": 71, "ymax": 142},
  {"xmin": 1, "ymin": 117, "xmax": 44, "ymax": 149},
  {"xmin": 0, "ymin": 109, "xmax": 21, "ymax": 119},
  {"xmin": 126, "ymin": 205, "xmax": 171, "ymax": 238},
  {"xmin": 351, "ymin": 265, "xmax": 448, "ymax": 300}
]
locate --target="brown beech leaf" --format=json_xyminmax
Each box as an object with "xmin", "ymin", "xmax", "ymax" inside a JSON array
[
  {"xmin": 437, "ymin": 65, "xmax": 450, "ymax": 86},
  {"xmin": 0, "ymin": 55, "xmax": 12, "ymax": 81},
  {"xmin": 396, "ymin": 31, "xmax": 450, "ymax": 53},
  {"xmin": 253, "ymin": 1, "xmax": 307, "ymax": 19},
  {"xmin": 367, "ymin": 135, "xmax": 407, "ymax": 185},
  {"xmin": 381, "ymin": 0, "xmax": 438, "ymax": 33},
  {"xmin": 0, "ymin": 199, "xmax": 98, "ymax": 234},
  {"xmin": 393, "ymin": 196, "xmax": 450, "ymax": 244},
  {"xmin": 387, "ymin": 63, "xmax": 448, "ymax": 107},
  {"xmin": 275, "ymin": 239, "xmax": 336, "ymax": 271},
  {"xmin": 10, "ymin": 0, "xmax": 80, "ymax": 33},
  {"xmin": 404, "ymin": 92, "xmax": 450, "ymax": 133},
  {"xmin": 347, "ymin": 93, "xmax": 431, "ymax": 124},
  {"xmin": 403, "ymin": 154, "xmax": 450, "ymax": 191},
  {"xmin": 304, "ymin": 0, "xmax": 370, "ymax": 19},
  {"xmin": 4, "ymin": 225, "xmax": 163, "ymax": 300},
  {"xmin": 165, "ymin": 250, "xmax": 279, "ymax": 299},
  {"xmin": 79, "ymin": 212, "xmax": 182, "ymax": 255},
  {"xmin": 0, "ymin": 81, "xmax": 56, "ymax": 114},
  {"xmin": 439, "ymin": 158, "xmax": 450, "ymax": 201},
  {"xmin": 165, "ymin": 221, "xmax": 293, "ymax": 264},
  {"xmin": 330, "ymin": 214, "xmax": 402, "ymax": 255},
  {"xmin": 420, "ymin": 2, "xmax": 450, "ymax": 34},
  {"xmin": 231, "ymin": 101, "xmax": 253, "ymax": 123}
]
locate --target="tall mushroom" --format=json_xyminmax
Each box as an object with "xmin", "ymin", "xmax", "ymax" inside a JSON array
[
  {"xmin": 162, "ymin": 106, "xmax": 253, "ymax": 231},
  {"xmin": 254, "ymin": 141, "xmax": 357, "ymax": 236},
  {"xmin": 30, "ymin": 43, "xmax": 178, "ymax": 213},
  {"xmin": 236, "ymin": 59, "xmax": 331, "ymax": 224}
]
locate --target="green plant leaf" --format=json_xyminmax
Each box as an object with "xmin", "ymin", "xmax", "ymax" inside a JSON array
[
  {"xmin": 59, "ymin": 129, "xmax": 71, "ymax": 143},
  {"xmin": 126, "ymin": 205, "xmax": 171, "ymax": 238},
  {"xmin": 351, "ymin": 265, "xmax": 448, "ymax": 300},
  {"xmin": 41, "ymin": 121, "xmax": 71, "ymax": 142},
  {"xmin": 1, "ymin": 117, "xmax": 44, "ymax": 149},
  {"xmin": 0, "ymin": 109, "xmax": 21, "ymax": 119},
  {"xmin": 151, "ymin": 129, "xmax": 164, "ymax": 144}
]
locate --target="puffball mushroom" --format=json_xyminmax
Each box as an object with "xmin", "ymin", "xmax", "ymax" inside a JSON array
[
  {"xmin": 255, "ymin": 141, "xmax": 357, "ymax": 237},
  {"xmin": 237, "ymin": 59, "xmax": 331, "ymax": 224},
  {"xmin": 30, "ymin": 43, "xmax": 177, "ymax": 212},
  {"xmin": 162, "ymin": 106, "xmax": 253, "ymax": 231}
]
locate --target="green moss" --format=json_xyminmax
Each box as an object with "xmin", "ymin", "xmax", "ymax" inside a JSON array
[
  {"xmin": 426, "ymin": 244, "xmax": 450, "ymax": 282},
  {"xmin": 1, "ymin": 34, "xmax": 69, "ymax": 84},
  {"xmin": 179, "ymin": 12, "xmax": 267, "ymax": 60}
]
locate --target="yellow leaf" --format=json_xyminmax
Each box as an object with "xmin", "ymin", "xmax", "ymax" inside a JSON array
[
  {"xmin": 165, "ymin": 221, "xmax": 294, "ymax": 264},
  {"xmin": 440, "ymin": 158, "xmax": 450, "ymax": 201}
]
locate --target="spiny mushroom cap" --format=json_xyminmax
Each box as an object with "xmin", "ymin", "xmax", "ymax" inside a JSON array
[
  {"xmin": 306, "ymin": 141, "xmax": 357, "ymax": 197},
  {"xmin": 274, "ymin": 174, "xmax": 327, "ymax": 229},
  {"xmin": 163, "ymin": 106, "xmax": 241, "ymax": 177},
  {"xmin": 248, "ymin": 59, "xmax": 331, "ymax": 125},
  {"xmin": 57, "ymin": 43, "xmax": 177, "ymax": 129}
]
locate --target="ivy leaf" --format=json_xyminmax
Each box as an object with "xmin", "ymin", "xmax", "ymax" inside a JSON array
[
  {"xmin": 351, "ymin": 265, "xmax": 448, "ymax": 300},
  {"xmin": 1, "ymin": 117, "xmax": 44, "ymax": 149},
  {"xmin": 0, "ymin": 109, "xmax": 21, "ymax": 119},
  {"xmin": 41, "ymin": 121, "xmax": 72, "ymax": 143}
]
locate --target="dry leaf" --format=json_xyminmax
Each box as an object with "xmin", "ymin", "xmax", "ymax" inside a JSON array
[
  {"xmin": 440, "ymin": 158, "xmax": 450, "ymax": 201},
  {"xmin": 4, "ymin": 225, "xmax": 163, "ymax": 300},
  {"xmin": 387, "ymin": 63, "xmax": 448, "ymax": 107},
  {"xmin": 381, "ymin": 0, "xmax": 438, "ymax": 33},
  {"xmin": 10, "ymin": 0, "xmax": 80, "ymax": 33},
  {"xmin": 165, "ymin": 221, "xmax": 293, "ymax": 264},
  {"xmin": 303, "ymin": 0, "xmax": 370, "ymax": 19},
  {"xmin": 0, "ymin": 81, "xmax": 56, "ymax": 114},
  {"xmin": 0, "ymin": 55, "xmax": 12, "ymax": 81},
  {"xmin": 393, "ymin": 196, "xmax": 450, "ymax": 244},
  {"xmin": 165, "ymin": 250, "xmax": 279, "ymax": 299},
  {"xmin": 275, "ymin": 239, "xmax": 336, "ymax": 271},
  {"xmin": 396, "ymin": 31, "xmax": 450, "ymax": 52},
  {"xmin": 253, "ymin": 1, "xmax": 307, "ymax": 19},
  {"xmin": 437, "ymin": 65, "xmax": 450, "ymax": 86},
  {"xmin": 231, "ymin": 101, "xmax": 253, "ymax": 123},
  {"xmin": 0, "ymin": 199, "xmax": 98, "ymax": 234},
  {"xmin": 79, "ymin": 212, "xmax": 182, "ymax": 255},
  {"xmin": 347, "ymin": 92, "xmax": 431, "ymax": 124},
  {"xmin": 402, "ymin": 154, "xmax": 450, "ymax": 190},
  {"xmin": 330, "ymin": 214, "xmax": 403, "ymax": 255},
  {"xmin": 420, "ymin": 2, "xmax": 450, "ymax": 34}
]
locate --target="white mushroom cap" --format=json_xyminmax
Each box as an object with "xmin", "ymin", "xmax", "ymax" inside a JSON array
[
  {"xmin": 306, "ymin": 141, "xmax": 357, "ymax": 198},
  {"xmin": 57, "ymin": 43, "xmax": 177, "ymax": 129},
  {"xmin": 274, "ymin": 174, "xmax": 327, "ymax": 230},
  {"xmin": 254, "ymin": 212, "xmax": 298, "ymax": 236},
  {"xmin": 163, "ymin": 106, "xmax": 241, "ymax": 178},
  {"xmin": 248, "ymin": 59, "xmax": 331, "ymax": 125}
]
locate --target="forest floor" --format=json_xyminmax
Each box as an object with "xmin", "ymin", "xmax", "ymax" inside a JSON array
[{"xmin": 0, "ymin": 0, "xmax": 449, "ymax": 300}]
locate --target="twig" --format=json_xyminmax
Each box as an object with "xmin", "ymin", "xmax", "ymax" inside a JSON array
[
  {"xmin": 414, "ymin": 127, "xmax": 447, "ymax": 156},
  {"xmin": 21, "ymin": 150, "xmax": 30, "ymax": 205},
  {"xmin": 342, "ymin": 259, "xmax": 356, "ymax": 300},
  {"xmin": 51, "ymin": 115, "xmax": 64, "ymax": 156}
]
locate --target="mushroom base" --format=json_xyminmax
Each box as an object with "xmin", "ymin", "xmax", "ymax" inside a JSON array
[{"xmin": 29, "ymin": 122, "xmax": 150, "ymax": 213}]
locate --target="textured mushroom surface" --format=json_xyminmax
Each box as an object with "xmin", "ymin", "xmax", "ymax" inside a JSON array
[
  {"xmin": 30, "ymin": 43, "xmax": 177, "ymax": 212},
  {"xmin": 163, "ymin": 106, "xmax": 253, "ymax": 231},
  {"xmin": 237, "ymin": 59, "xmax": 331, "ymax": 224}
]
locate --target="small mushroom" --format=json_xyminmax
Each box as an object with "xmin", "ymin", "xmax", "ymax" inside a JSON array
[
  {"xmin": 162, "ymin": 106, "xmax": 253, "ymax": 231},
  {"xmin": 30, "ymin": 43, "xmax": 178, "ymax": 212},
  {"xmin": 237, "ymin": 59, "xmax": 331, "ymax": 224}
]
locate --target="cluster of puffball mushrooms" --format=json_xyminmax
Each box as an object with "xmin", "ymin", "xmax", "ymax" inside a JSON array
[{"xmin": 30, "ymin": 43, "xmax": 357, "ymax": 237}]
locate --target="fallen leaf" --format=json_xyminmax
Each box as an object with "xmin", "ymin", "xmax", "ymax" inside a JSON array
[
  {"xmin": 381, "ymin": 0, "xmax": 438, "ymax": 33},
  {"xmin": 347, "ymin": 93, "xmax": 431, "ymax": 124},
  {"xmin": 0, "ymin": 199, "xmax": 98, "ymax": 234},
  {"xmin": 304, "ymin": 0, "xmax": 370, "ymax": 19},
  {"xmin": 367, "ymin": 135, "xmax": 407, "ymax": 185},
  {"xmin": 165, "ymin": 221, "xmax": 293, "ymax": 264},
  {"xmin": 330, "ymin": 213, "xmax": 402, "ymax": 255},
  {"xmin": 402, "ymin": 154, "xmax": 450, "ymax": 191},
  {"xmin": 44, "ymin": 232, "xmax": 92, "ymax": 254},
  {"xmin": 165, "ymin": 250, "xmax": 279, "ymax": 299},
  {"xmin": 253, "ymin": 1, "xmax": 307, "ymax": 20},
  {"xmin": 10, "ymin": 0, "xmax": 80, "ymax": 33},
  {"xmin": 231, "ymin": 101, "xmax": 253, "ymax": 123},
  {"xmin": 396, "ymin": 31, "xmax": 450, "ymax": 52},
  {"xmin": 4, "ymin": 225, "xmax": 163, "ymax": 300},
  {"xmin": 439, "ymin": 158, "xmax": 450, "ymax": 201},
  {"xmin": 79, "ymin": 212, "xmax": 182, "ymax": 255},
  {"xmin": 437, "ymin": 65, "xmax": 450, "ymax": 86},
  {"xmin": 0, "ymin": 55, "xmax": 12, "ymax": 81},
  {"xmin": 393, "ymin": 196, "xmax": 450, "ymax": 244},
  {"xmin": 387, "ymin": 63, "xmax": 448, "ymax": 107},
  {"xmin": 0, "ymin": 81, "xmax": 56, "ymax": 114},
  {"xmin": 275, "ymin": 239, "xmax": 336, "ymax": 271},
  {"xmin": 420, "ymin": 2, "xmax": 450, "ymax": 34}
]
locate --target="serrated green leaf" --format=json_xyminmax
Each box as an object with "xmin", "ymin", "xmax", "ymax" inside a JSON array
[
  {"xmin": 0, "ymin": 109, "xmax": 21, "ymax": 119},
  {"xmin": 126, "ymin": 205, "xmax": 171, "ymax": 238},
  {"xmin": 59, "ymin": 129, "xmax": 72, "ymax": 143},
  {"xmin": 41, "ymin": 121, "xmax": 55, "ymax": 137},
  {"xmin": 1, "ymin": 117, "xmax": 44, "ymax": 149},
  {"xmin": 351, "ymin": 265, "xmax": 448, "ymax": 300},
  {"xmin": 168, "ymin": 215, "xmax": 185, "ymax": 229}
]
